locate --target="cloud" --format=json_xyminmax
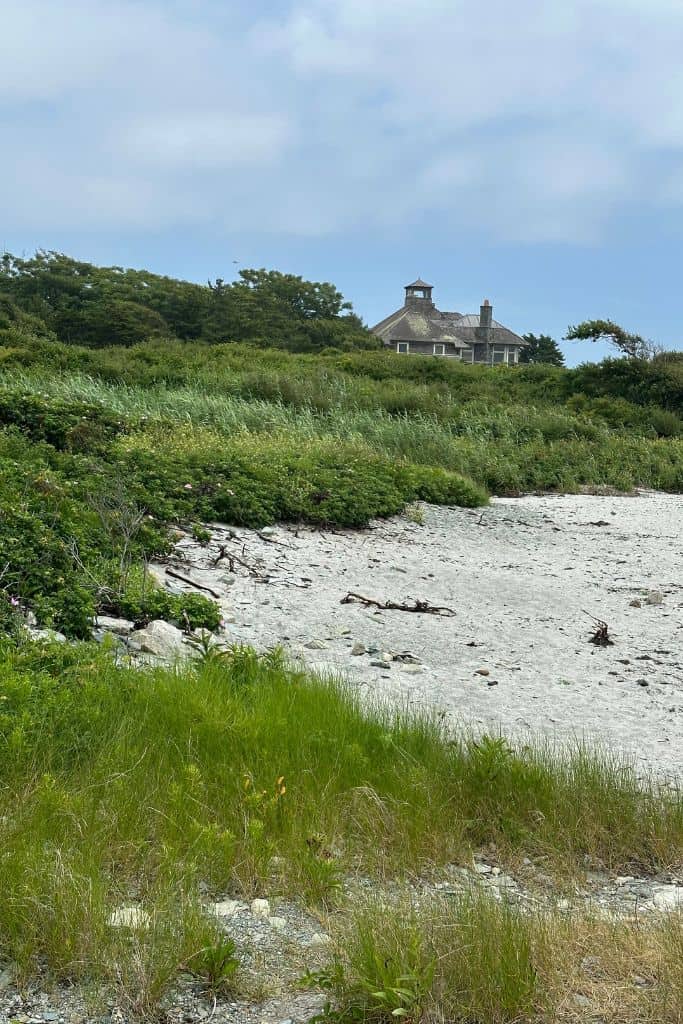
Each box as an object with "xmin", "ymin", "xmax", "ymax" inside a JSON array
[{"xmin": 2, "ymin": 0, "xmax": 683, "ymax": 242}]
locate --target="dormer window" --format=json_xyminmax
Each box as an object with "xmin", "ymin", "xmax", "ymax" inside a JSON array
[{"xmin": 397, "ymin": 342, "xmax": 410, "ymax": 354}]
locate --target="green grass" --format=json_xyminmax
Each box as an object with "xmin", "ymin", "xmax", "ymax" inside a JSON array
[
  {"xmin": 0, "ymin": 640, "xmax": 680, "ymax": 1011},
  {"xmin": 321, "ymin": 891, "xmax": 683, "ymax": 1023},
  {"xmin": 2, "ymin": 340, "xmax": 683, "ymax": 632}
]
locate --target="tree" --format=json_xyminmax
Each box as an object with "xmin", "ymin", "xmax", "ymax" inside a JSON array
[
  {"xmin": 519, "ymin": 333, "xmax": 565, "ymax": 366},
  {"xmin": 566, "ymin": 320, "xmax": 652, "ymax": 360}
]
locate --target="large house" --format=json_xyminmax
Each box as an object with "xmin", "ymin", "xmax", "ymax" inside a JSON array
[{"xmin": 371, "ymin": 279, "xmax": 527, "ymax": 364}]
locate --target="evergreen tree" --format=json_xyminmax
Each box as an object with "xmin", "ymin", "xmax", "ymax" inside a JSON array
[{"xmin": 520, "ymin": 333, "xmax": 565, "ymax": 366}]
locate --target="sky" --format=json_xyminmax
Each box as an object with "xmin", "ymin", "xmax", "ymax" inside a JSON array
[{"xmin": 2, "ymin": 0, "xmax": 683, "ymax": 365}]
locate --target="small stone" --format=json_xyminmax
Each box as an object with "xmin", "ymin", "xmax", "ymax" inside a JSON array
[
  {"xmin": 251, "ymin": 898, "xmax": 271, "ymax": 918},
  {"xmin": 269, "ymin": 916, "xmax": 287, "ymax": 931},
  {"xmin": 636, "ymin": 679, "xmax": 649, "ymax": 688},
  {"xmin": 309, "ymin": 932, "xmax": 331, "ymax": 946},
  {"xmin": 629, "ymin": 599, "xmax": 642, "ymax": 608},
  {"xmin": 651, "ymin": 885, "xmax": 682, "ymax": 911},
  {"xmin": 401, "ymin": 665, "xmax": 424, "ymax": 674},
  {"xmin": 95, "ymin": 616, "xmax": 135, "ymax": 636},
  {"xmin": 212, "ymin": 900, "xmax": 239, "ymax": 918},
  {"xmin": 615, "ymin": 876, "xmax": 635, "ymax": 886},
  {"xmin": 30, "ymin": 628, "xmax": 67, "ymax": 644},
  {"xmin": 305, "ymin": 640, "xmax": 328, "ymax": 650},
  {"xmin": 380, "ymin": 652, "xmax": 393, "ymax": 663},
  {"xmin": 474, "ymin": 863, "xmax": 492, "ymax": 875},
  {"xmin": 109, "ymin": 906, "xmax": 150, "ymax": 929},
  {"xmin": 350, "ymin": 642, "xmax": 366, "ymax": 656},
  {"xmin": 259, "ymin": 527, "xmax": 276, "ymax": 538},
  {"xmin": 475, "ymin": 668, "xmax": 490, "ymax": 676},
  {"xmin": 645, "ymin": 591, "xmax": 664, "ymax": 606}
]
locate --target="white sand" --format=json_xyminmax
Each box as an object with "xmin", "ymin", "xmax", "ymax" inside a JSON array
[{"xmin": 156, "ymin": 491, "xmax": 683, "ymax": 779}]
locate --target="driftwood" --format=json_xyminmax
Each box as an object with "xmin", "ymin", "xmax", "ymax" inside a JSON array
[
  {"xmin": 584, "ymin": 611, "xmax": 614, "ymax": 646},
  {"xmin": 341, "ymin": 592, "xmax": 455, "ymax": 617},
  {"xmin": 165, "ymin": 567, "xmax": 222, "ymax": 599}
]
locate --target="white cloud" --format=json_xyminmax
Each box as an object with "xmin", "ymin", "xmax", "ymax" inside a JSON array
[
  {"xmin": 118, "ymin": 112, "xmax": 292, "ymax": 169},
  {"xmin": 2, "ymin": 0, "xmax": 683, "ymax": 241}
]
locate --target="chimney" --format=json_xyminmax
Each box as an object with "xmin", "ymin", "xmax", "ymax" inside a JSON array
[{"xmin": 480, "ymin": 299, "xmax": 492, "ymax": 329}]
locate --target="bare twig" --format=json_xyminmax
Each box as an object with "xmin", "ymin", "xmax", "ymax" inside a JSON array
[
  {"xmin": 584, "ymin": 611, "xmax": 615, "ymax": 646},
  {"xmin": 341, "ymin": 592, "xmax": 455, "ymax": 616},
  {"xmin": 165, "ymin": 568, "xmax": 221, "ymax": 599}
]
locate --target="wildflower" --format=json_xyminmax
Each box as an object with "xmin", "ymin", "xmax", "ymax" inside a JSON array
[
  {"xmin": 183, "ymin": 483, "xmax": 193, "ymax": 491},
  {"xmin": 10, "ymin": 596, "xmax": 20, "ymax": 607}
]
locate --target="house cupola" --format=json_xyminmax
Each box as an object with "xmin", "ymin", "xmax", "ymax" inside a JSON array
[{"xmin": 404, "ymin": 278, "xmax": 434, "ymax": 308}]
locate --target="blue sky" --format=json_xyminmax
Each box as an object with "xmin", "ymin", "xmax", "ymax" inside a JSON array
[{"xmin": 2, "ymin": 0, "xmax": 683, "ymax": 365}]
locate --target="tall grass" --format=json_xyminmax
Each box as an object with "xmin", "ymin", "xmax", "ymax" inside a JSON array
[
  {"xmin": 326, "ymin": 892, "xmax": 683, "ymax": 1023},
  {"xmin": 3, "ymin": 369, "xmax": 683, "ymax": 495},
  {"xmin": 0, "ymin": 641, "xmax": 680, "ymax": 1001}
]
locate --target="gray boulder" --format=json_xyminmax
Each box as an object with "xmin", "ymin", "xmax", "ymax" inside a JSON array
[{"xmin": 129, "ymin": 620, "xmax": 186, "ymax": 657}]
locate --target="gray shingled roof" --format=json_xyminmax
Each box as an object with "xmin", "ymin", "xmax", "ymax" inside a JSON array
[
  {"xmin": 372, "ymin": 297, "xmax": 527, "ymax": 349},
  {"xmin": 405, "ymin": 278, "xmax": 433, "ymax": 289}
]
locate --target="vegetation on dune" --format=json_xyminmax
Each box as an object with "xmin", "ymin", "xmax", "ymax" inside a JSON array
[{"xmin": 1, "ymin": 250, "xmax": 683, "ymax": 633}]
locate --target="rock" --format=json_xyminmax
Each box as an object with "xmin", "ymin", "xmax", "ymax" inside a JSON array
[
  {"xmin": 109, "ymin": 906, "xmax": 150, "ymax": 929},
  {"xmin": 212, "ymin": 900, "xmax": 240, "ymax": 918},
  {"xmin": 401, "ymin": 665, "xmax": 424, "ymax": 674},
  {"xmin": 651, "ymin": 885, "xmax": 682, "ymax": 911},
  {"xmin": 309, "ymin": 932, "xmax": 331, "ymax": 946},
  {"xmin": 251, "ymin": 898, "xmax": 271, "ymax": 918},
  {"xmin": 129, "ymin": 620, "xmax": 186, "ymax": 657},
  {"xmin": 30, "ymin": 628, "xmax": 67, "ymax": 644},
  {"xmin": 636, "ymin": 679, "xmax": 649, "ymax": 688},
  {"xmin": 370, "ymin": 661, "xmax": 391, "ymax": 669},
  {"xmin": 475, "ymin": 668, "xmax": 490, "ymax": 676},
  {"xmin": 259, "ymin": 527, "xmax": 276, "ymax": 538},
  {"xmin": 350, "ymin": 642, "xmax": 366, "ymax": 656},
  {"xmin": 380, "ymin": 652, "xmax": 393, "ymax": 664},
  {"xmin": 95, "ymin": 616, "xmax": 135, "ymax": 636},
  {"xmin": 629, "ymin": 599, "xmax": 642, "ymax": 608},
  {"xmin": 269, "ymin": 916, "xmax": 287, "ymax": 931},
  {"xmin": 305, "ymin": 639, "xmax": 328, "ymax": 650},
  {"xmin": 0, "ymin": 965, "xmax": 15, "ymax": 991},
  {"xmin": 473, "ymin": 863, "xmax": 492, "ymax": 875},
  {"xmin": 393, "ymin": 653, "xmax": 421, "ymax": 665},
  {"xmin": 645, "ymin": 591, "xmax": 664, "ymax": 606}
]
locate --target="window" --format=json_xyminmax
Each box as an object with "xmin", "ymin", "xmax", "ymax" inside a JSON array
[
  {"xmin": 509, "ymin": 347, "xmax": 519, "ymax": 364},
  {"xmin": 433, "ymin": 343, "xmax": 446, "ymax": 356},
  {"xmin": 491, "ymin": 346, "xmax": 507, "ymax": 364},
  {"xmin": 396, "ymin": 342, "xmax": 410, "ymax": 354}
]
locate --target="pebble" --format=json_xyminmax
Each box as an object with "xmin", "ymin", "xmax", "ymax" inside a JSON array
[
  {"xmin": 213, "ymin": 900, "xmax": 240, "ymax": 918},
  {"xmin": 269, "ymin": 917, "xmax": 287, "ymax": 931},
  {"xmin": 475, "ymin": 668, "xmax": 490, "ymax": 676},
  {"xmin": 350, "ymin": 642, "xmax": 366, "ymax": 656},
  {"xmin": 251, "ymin": 898, "xmax": 271, "ymax": 918},
  {"xmin": 304, "ymin": 640, "xmax": 328, "ymax": 650}
]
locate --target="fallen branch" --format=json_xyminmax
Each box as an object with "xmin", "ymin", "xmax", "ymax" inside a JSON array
[
  {"xmin": 165, "ymin": 567, "xmax": 222, "ymax": 599},
  {"xmin": 341, "ymin": 592, "xmax": 455, "ymax": 616}
]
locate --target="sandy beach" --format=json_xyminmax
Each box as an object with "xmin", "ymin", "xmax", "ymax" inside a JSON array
[{"xmin": 155, "ymin": 491, "xmax": 683, "ymax": 779}]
